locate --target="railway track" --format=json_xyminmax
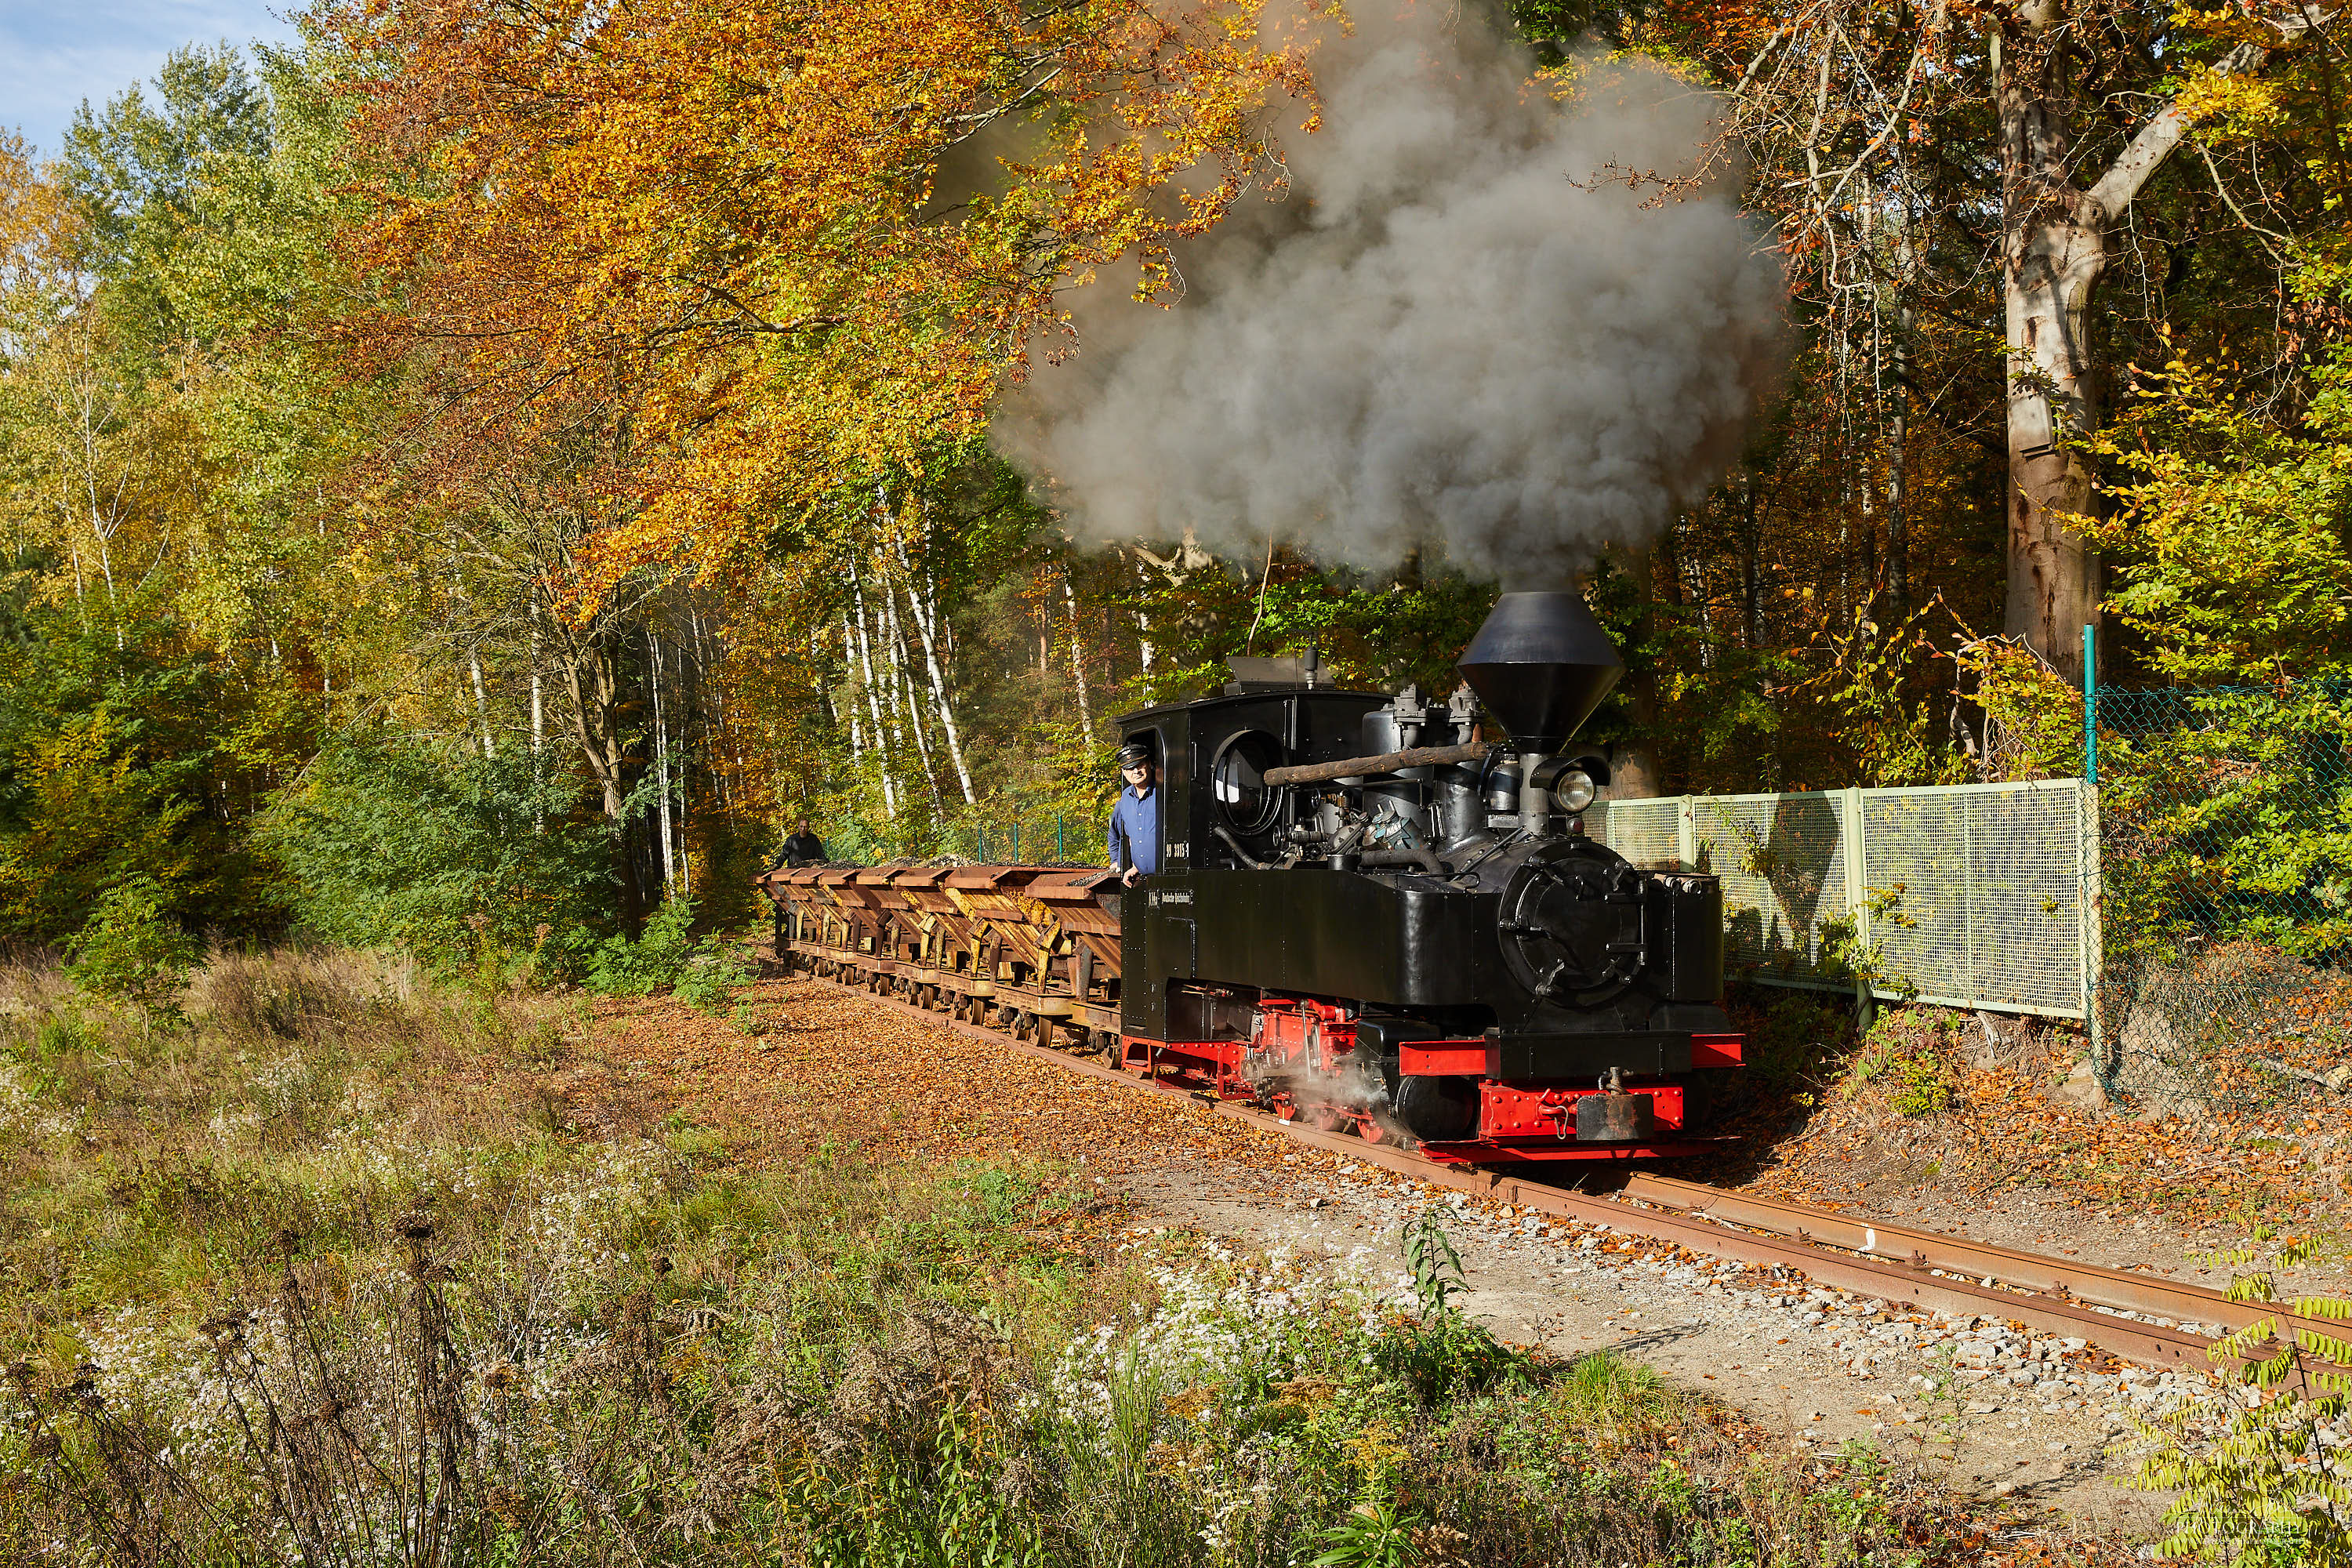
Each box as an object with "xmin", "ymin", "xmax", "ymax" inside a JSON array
[{"xmin": 773, "ymin": 947, "xmax": 2339, "ymax": 1389}]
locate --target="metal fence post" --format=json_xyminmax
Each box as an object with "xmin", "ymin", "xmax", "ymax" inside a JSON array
[
  {"xmin": 1057, "ymin": 817, "xmax": 1065, "ymax": 863},
  {"xmin": 2079, "ymin": 775, "xmax": 2111, "ymax": 1084},
  {"xmin": 1843, "ymin": 786, "xmax": 1873, "ymax": 1022},
  {"xmin": 2083, "ymin": 623, "xmax": 2099, "ymax": 785},
  {"xmin": 2079, "ymin": 626, "xmax": 2110, "ymax": 1084},
  {"xmin": 1012, "ymin": 823, "xmax": 1020, "ymax": 862}
]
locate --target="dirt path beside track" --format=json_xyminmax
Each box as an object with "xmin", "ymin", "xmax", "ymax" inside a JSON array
[{"xmin": 561, "ymin": 974, "xmax": 2206, "ymax": 1548}]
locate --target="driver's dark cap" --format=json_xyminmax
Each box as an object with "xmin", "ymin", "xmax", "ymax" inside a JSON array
[{"xmin": 1116, "ymin": 741, "xmax": 1153, "ymax": 770}]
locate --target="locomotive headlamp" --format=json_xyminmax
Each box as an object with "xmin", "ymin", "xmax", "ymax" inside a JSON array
[{"xmin": 1552, "ymin": 769, "xmax": 1596, "ymax": 814}]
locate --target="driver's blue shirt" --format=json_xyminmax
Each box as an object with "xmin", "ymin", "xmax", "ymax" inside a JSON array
[{"xmin": 1108, "ymin": 785, "xmax": 1160, "ymax": 876}]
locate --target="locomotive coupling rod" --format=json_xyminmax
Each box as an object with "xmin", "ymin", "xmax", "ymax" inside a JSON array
[{"xmin": 1262, "ymin": 741, "xmax": 1487, "ymax": 788}]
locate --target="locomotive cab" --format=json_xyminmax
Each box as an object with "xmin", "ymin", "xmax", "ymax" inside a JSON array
[{"xmin": 1112, "ymin": 592, "xmax": 1742, "ymax": 1161}]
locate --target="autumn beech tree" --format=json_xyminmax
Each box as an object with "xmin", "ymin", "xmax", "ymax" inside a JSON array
[
  {"xmin": 1988, "ymin": 2, "xmax": 2334, "ymax": 678},
  {"xmin": 314, "ymin": 0, "xmax": 1308, "ymax": 599},
  {"xmin": 1617, "ymin": 0, "xmax": 2336, "ymax": 681}
]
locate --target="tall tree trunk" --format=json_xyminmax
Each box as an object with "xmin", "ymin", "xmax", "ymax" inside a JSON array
[
  {"xmin": 528, "ymin": 601, "xmax": 546, "ymax": 754},
  {"xmin": 848, "ymin": 559, "xmax": 898, "ymax": 819},
  {"xmin": 561, "ymin": 628, "xmax": 644, "ymax": 932},
  {"xmin": 881, "ymin": 572, "xmax": 946, "ymax": 818},
  {"xmin": 1998, "ymin": 28, "xmax": 2103, "ymax": 678},
  {"xmin": 1994, "ymin": 24, "xmax": 2263, "ymax": 678},
  {"xmin": 651, "ymin": 632, "xmax": 677, "ymax": 900},
  {"xmin": 1886, "ymin": 180, "xmax": 1918, "ymax": 619},
  {"xmin": 1740, "ymin": 477, "xmax": 1764, "ymax": 653},
  {"xmin": 890, "ymin": 537, "xmax": 976, "ymax": 804},
  {"xmin": 1062, "ymin": 571, "xmax": 1095, "ymax": 742},
  {"xmin": 1604, "ymin": 546, "xmax": 1662, "ymax": 800},
  {"xmin": 856, "ymin": 620, "xmax": 875, "ymax": 775},
  {"xmin": 469, "ymin": 650, "xmax": 495, "ymax": 758}
]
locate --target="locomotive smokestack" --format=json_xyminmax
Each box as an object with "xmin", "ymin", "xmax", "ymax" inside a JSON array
[{"xmin": 1456, "ymin": 592, "xmax": 1623, "ymax": 752}]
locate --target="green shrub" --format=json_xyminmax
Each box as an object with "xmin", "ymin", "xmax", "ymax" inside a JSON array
[
  {"xmin": 263, "ymin": 729, "xmax": 612, "ymax": 976},
  {"xmin": 2136, "ymin": 1231, "xmax": 2352, "ymax": 1566},
  {"xmin": 66, "ymin": 876, "xmax": 198, "ymax": 1012}
]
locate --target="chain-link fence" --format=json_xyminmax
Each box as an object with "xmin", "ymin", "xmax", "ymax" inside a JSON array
[{"xmin": 2089, "ymin": 681, "xmax": 2352, "ymax": 1117}]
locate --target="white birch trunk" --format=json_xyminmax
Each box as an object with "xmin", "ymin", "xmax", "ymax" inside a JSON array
[
  {"xmin": 651, "ymin": 633, "xmax": 677, "ymax": 898},
  {"xmin": 848, "ymin": 564, "xmax": 898, "ymax": 819},
  {"xmin": 889, "ymin": 532, "xmax": 975, "ymax": 804},
  {"xmin": 1062, "ymin": 572, "xmax": 1095, "ymax": 742},
  {"xmin": 841, "ymin": 621, "xmax": 865, "ymax": 768},
  {"xmin": 880, "ymin": 569, "xmax": 946, "ymax": 817},
  {"xmin": 1130, "ymin": 548, "xmax": 1156, "ymax": 676},
  {"xmin": 469, "ymin": 650, "xmax": 495, "ymax": 758}
]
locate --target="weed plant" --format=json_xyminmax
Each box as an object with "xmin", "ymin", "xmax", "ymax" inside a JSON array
[{"xmin": 2, "ymin": 949, "xmax": 1998, "ymax": 1566}]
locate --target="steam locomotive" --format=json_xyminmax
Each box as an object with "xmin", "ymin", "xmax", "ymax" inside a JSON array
[{"xmin": 760, "ymin": 592, "xmax": 1742, "ymax": 1165}]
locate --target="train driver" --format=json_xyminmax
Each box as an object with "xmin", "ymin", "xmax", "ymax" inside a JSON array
[{"xmin": 1108, "ymin": 739, "xmax": 1159, "ymax": 887}]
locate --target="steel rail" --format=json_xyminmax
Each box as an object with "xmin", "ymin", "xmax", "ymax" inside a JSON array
[
  {"xmin": 776, "ymin": 959, "xmax": 2321, "ymax": 1379},
  {"xmin": 1621, "ymin": 1175, "xmax": 2347, "ymax": 1355}
]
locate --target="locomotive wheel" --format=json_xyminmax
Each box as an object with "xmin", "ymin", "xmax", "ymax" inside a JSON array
[
  {"xmin": 1302, "ymin": 1103, "xmax": 1344, "ymax": 1133},
  {"xmin": 1357, "ymin": 1114, "xmax": 1416, "ymax": 1149}
]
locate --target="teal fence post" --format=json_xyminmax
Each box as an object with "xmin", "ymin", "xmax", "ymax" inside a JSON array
[
  {"xmin": 1012, "ymin": 824, "xmax": 1020, "ymax": 863},
  {"xmin": 1056, "ymin": 817, "xmax": 1065, "ymax": 863},
  {"xmin": 2082, "ymin": 622, "xmax": 2099, "ymax": 785}
]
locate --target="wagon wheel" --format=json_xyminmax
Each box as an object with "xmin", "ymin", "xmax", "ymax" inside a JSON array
[{"xmin": 1032, "ymin": 1014, "xmax": 1058, "ymax": 1051}]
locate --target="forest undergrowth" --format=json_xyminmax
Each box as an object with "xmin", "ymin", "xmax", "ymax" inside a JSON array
[
  {"xmin": 0, "ymin": 947, "xmax": 2111, "ymax": 1567},
  {"xmin": 1731, "ymin": 990, "xmax": 2352, "ymax": 1234}
]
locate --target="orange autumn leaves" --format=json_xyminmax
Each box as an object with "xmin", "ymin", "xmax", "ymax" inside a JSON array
[{"xmin": 320, "ymin": 0, "xmax": 1315, "ymax": 601}]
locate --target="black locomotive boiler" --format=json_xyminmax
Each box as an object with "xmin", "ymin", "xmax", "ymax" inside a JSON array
[{"xmin": 1112, "ymin": 590, "xmax": 1742, "ymax": 1163}]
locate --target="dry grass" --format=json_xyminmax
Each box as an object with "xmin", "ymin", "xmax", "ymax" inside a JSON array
[{"xmin": 0, "ymin": 949, "xmax": 2127, "ymax": 1567}]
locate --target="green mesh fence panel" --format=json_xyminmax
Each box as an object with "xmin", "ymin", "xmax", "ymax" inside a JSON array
[
  {"xmin": 1588, "ymin": 782, "xmax": 2095, "ymax": 1018},
  {"xmin": 1862, "ymin": 782, "xmax": 2090, "ymax": 1017},
  {"xmin": 1584, "ymin": 798, "xmax": 1680, "ymax": 869},
  {"xmin": 1690, "ymin": 792, "xmax": 1853, "ymax": 982}
]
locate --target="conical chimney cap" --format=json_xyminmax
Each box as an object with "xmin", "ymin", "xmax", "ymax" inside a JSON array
[{"xmin": 1455, "ymin": 591, "xmax": 1623, "ymax": 751}]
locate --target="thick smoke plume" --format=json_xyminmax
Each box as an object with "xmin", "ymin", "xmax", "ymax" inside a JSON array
[{"xmin": 996, "ymin": 3, "xmax": 1785, "ymax": 586}]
